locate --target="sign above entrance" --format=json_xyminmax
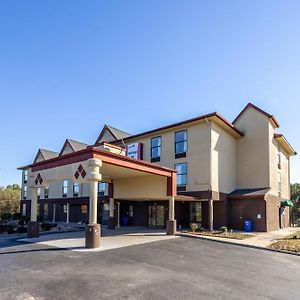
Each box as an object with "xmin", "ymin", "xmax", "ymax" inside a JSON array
[{"xmin": 126, "ymin": 142, "xmax": 143, "ymax": 160}]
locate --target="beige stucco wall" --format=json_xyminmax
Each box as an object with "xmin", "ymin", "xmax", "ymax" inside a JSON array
[
  {"xmin": 211, "ymin": 122, "xmax": 237, "ymax": 195},
  {"xmin": 269, "ymin": 125, "xmax": 290, "ymax": 199},
  {"xmin": 121, "ymin": 121, "xmax": 210, "ymax": 192},
  {"xmin": 235, "ymin": 107, "xmax": 270, "ymax": 189},
  {"xmin": 114, "ymin": 175, "xmax": 168, "ymax": 199}
]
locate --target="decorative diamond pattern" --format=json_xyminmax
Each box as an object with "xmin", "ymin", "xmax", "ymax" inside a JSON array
[
  {"xmin": 35, "ymin": 173, "xmax": 43, "ymax": 185},
  {"xmin": 74, "ymin": 165, "xmax": 87, "ymax": 180}
]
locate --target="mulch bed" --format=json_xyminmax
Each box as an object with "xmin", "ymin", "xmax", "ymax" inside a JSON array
[
  {"xmin": 183, "ymin": 231, "xmax": 254, "ymax": 240},
  {"xmin": 269, "ymin": 230, "xmax": 300, "ymax": 253}
]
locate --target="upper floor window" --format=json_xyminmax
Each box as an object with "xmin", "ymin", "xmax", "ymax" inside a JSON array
[
  {"xmin": 278, "ymin": 172, "xmax": 282, "ymax": 196},
  {"xmin": 23, "ymin": 186, "xmax": 27, "ymax": 200},
  {"xmin": 37, "ymin": 188, "xmax": 41, "ymax": 199},
  {"xmin": 98, "ymin": 182, "xmax": 108, "ymax": 196},
  {"xmin": 44, "ymin": 187, "xmax": 49, "ymax": 199},
  {"xmin": 151, "ymin": 136, "xmax": 161, "ymax": 162},
  {"xmin": 277, "ymin": 149, "xmax": 281, "ymax": 169},
  {"xmin": 175, "ymin": 163, "xmax": 187, "ymax": 187},
  {"xmin": 62, "ymin": 180, "xmax": 68, "ymax": 198},
  {"xmin": 24, "ymin": 170, "xmax": 28, "ymax": 183},
  {"xmin": 175, "ymin": 130, "xmax": 187, "ymax": 158},
  {"xmin": 73, "ymin": 183, "xmax": 80, "ymax": 197}
]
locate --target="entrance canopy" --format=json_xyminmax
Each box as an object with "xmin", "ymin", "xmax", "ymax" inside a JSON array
[{"xmin": 27, "ymin": 146, "xmax": 177, "ymax": 200}]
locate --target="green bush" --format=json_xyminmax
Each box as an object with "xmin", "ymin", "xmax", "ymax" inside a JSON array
[
  {"xmin": 190, "ymin": 223, "xmax": 199, "ymax": 232},
  {"xmin": 7, "ymin": 225, "xmax": 16, "ymax": 234},
  {"xmin": 17, "ymin": 226, "xmax": 27, "ymax": 233},
  {"xmin": 220, "ymin": 226, "xmax": 228, "ymax": 233},
  {"xmin": 41, "ymin": 223, "xmax": 57, "ymax": 231}
]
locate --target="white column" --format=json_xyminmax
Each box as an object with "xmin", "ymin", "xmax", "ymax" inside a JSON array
[
  {"xmin": 53, "ymin": 203, "xmax": 56, "ymax": 223},
  {"xmin": 30, "ymin": 188, "xmax": 38, "ymax": 222},
  {"xmin": 89, "ymin": 181, "xmax": 98, "ymax": 224},
  {"xmin": 117, "ymin": 202, "xmax": 120, "ymax": 227},
  {"xmin": 109, "ymin": 198, "xmax": 114, "ymax": 218},
  {"xmin": 66, "ymin": 203, "xmax": 70, "ymax": 223},
  {"xmin": 169, "ymin": 196, "xmax": 175, "ymax": 221},
  {"xmin": 209, "ymin": 199, "xmax": 214, "ymax": 231}
]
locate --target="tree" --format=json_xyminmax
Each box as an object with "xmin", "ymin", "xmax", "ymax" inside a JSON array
[
  {"xmin": 0, "ymin": 184, "xmax": 21, "ymax": 219},
  {"xmin": 291, "ymin": 183, "xmax": 300, "ymax": 220}
]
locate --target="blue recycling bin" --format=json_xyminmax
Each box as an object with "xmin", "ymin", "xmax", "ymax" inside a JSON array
[
  {"xmin": 244, "ymin": 220, "xmax": 253, "ymax": 232},
  {"xmin": 122, "ymin": 215, "xmax": 129, "ymax": 226}
]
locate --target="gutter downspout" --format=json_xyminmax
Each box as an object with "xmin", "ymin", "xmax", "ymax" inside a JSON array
[{"xmin": 206, "ymin": 118, "xmax": 213, "ymax": 231}]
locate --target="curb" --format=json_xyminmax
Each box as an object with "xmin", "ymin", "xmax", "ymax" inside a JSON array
[{"xmin": 176, "ymin": 233, "xmax": 300, "ymax": 257}]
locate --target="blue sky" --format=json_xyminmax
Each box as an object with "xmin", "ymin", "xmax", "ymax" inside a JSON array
[{"xmin": 0, "ymin": 0, "xmax": 299, "ymax": 186}]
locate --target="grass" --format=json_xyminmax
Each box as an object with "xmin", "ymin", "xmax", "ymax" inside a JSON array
[
  {"xmin": 184, "ymin": 230, "xmax": 254, "ymax": 240},
  {"xmin": 269, "ymin": 230, "xmax": 300, "ymax": 253}
]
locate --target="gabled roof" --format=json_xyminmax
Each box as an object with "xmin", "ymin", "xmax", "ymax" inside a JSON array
[
  {"xmin": 111, "ymin": 112, "xmax": 243, "ymax": 144},
  {"xmin": 96, "ymin": 124, "xmax": 131, "ymax": 144},
  {"xmin": 233, "ymin": 103, "xmax": 280, "ymax": 128},
  {"xmin": 34, "ymin": 148, "xmax": 59, "ymax": 163},
  {"xmin": 59, "ymin": 139, "xmax": 88, "ymax": 156},
  {"xmin": 274, "ymin": 133, "xmax": 297, "ymax": 156}
]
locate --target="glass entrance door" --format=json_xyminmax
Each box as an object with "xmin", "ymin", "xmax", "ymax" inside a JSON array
[{"xmin": 148, "ymin": 204, "xmax": 165, "ymax": 228}]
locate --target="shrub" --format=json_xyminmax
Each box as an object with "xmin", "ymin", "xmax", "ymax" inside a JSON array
[
  {"xmin": 41, "ymin": 223, "xmax": 57, "ymax": 231},
  {"xmin": 7, "ymin": 225, "xmax": 16, "ymax": 234},
  {"xmin": 220, "ymin": 226, "xmax": 228, "ymax": 233},
  {"xmin": 17, "ymin": 226, "xmax": 27, "ymax": 233},
  {"xmin": 190, "ymin": 223, "xmax": 199, "ymax": 232}
]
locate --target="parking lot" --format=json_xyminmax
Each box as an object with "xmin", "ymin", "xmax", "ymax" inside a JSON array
[{"xmin": 0, "ymin": 233, "xmax": 300, "ymax": 300}]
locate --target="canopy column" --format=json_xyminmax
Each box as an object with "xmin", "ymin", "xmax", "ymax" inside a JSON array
[
  {"xmin": 85, "ymin": 158, "xmax": 102, "ymax": 249},
  {"xmin": 28, "ymin": 187, "xmax": 40, "ymax": 238},
  {"xmin": 167, "ymin": 196, "xmax": 176, "ymax": 235}
]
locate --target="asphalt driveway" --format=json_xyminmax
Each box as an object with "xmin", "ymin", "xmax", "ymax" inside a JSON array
[{"xmin": 0, "ymin": 236, "xmax": 299, "ymax": 300}]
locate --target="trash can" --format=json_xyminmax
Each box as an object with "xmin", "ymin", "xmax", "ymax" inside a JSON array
[
  {"xmin": 122, "ymin": 215, "xmax": 129, "ymax": 226},
  {"xmin": 244, "ymin": 220, "xmax": 253, "ymax": 232}
]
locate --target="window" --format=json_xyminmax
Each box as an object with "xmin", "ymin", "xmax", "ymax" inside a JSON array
[
  {"xmin": 98, "ymin": 182, "xmax": 108, "ymax": 196},
  {"xmin": 129, "ymin": 205, "xmax": 134, "ymax": 217},
  {"xmin": 44, "ymin": 203, "xmax": 48, "ymax": 218},
  {"xmin": 22, "ymin": 204, "xmax": 26, "ymax": 216},
  {"xmin": 37, "ymin": 188, "xmax": 41, "ymax": 199},
  {"xmin": 190, "ymin": 202, "xmax": 202, "ymax": 223},
  {"xmin": 278, "ymin": 172, "xmax": 282, "ymax": 196},
  {"xmin": 81, "ymin": 205, "xmax": 88, "ymax": 214},
  {"xmin": 175, "ymin": 130, "xmax": 187, "ymax": 158},
  {"xmin": 151, "ymin": 136, "xmax": 161, "ymax": 162},
  {"xmin": 24, "ymin": 170, "xmax": 28, "ymax": 183},
  {"xmin": 73, "ymin": 183, "xmax": 80, "ymax": 197},
  {"xmin": 277, "ymin": 149, "xmax": 281, "ymax": 169},
  {"xmin": 23, "ymin": 186, "xmax": 27, "ymax": 200},
  {"xmin": 63, "ymin": 204, "xmax": 68, "ymax": 213},
  {"xmin": 175, "ymin": 163, "xmax": 187, "ymax": 186},
  {"xmin": 44, "ymin": 187, "xmax": 49, "ymax": 199},
  {"xmin": 62, "ymin": 180, "xmax": 68, "ymax": 197}
]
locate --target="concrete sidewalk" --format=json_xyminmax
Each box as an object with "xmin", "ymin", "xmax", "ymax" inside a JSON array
[
  {"xmin": 178, "ymin": 227, "xmax": 299, "ymax": 249},
  {"xmin": 18, "ymin": 227, "xmax": 178, "ymax": 252}
]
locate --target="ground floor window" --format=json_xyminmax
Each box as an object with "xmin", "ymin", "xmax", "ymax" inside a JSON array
[
  {"xmin": 63, "ymin": 204, "xmax": 67, "ymax": 214},
  {"xmin": 22, "ymin": 204, "xmax": 26, "ymax": 216},
  {"xmin": 190, "ymin": 202, "xmax": 202, "ymax": 223},
  {"xmin": 81, "ymin": 204, "xmax": 88, "ymax": 214},
  {"xmin": 44, "ymin": 203, "xmax": 49, "ymax": 218},
  {"xmin": 102, "ymin": 203, "xmax": 109, "ymax": 220}
]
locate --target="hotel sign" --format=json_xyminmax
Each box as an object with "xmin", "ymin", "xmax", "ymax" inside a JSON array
[{"xmin": 126, "ymin": 143, "xmax": 143, "ymax": 160}]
